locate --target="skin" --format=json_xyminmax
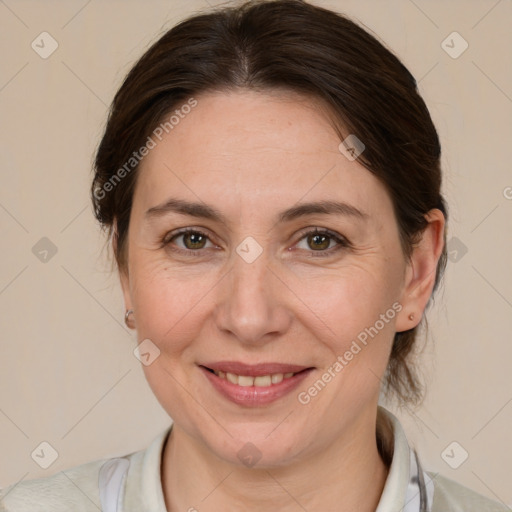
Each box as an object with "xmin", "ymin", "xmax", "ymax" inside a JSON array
[{"xmin": 119, "ymin": 89, "xmax": 445, "ymax": 511}]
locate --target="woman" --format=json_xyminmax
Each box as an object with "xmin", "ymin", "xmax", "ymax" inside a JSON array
[{"xmin": 1, "ymin": 1, "xmax": 507, "ymax": 510}]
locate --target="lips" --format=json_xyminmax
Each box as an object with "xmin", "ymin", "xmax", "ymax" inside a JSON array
[{"xmin": 199, "ymin": 361, "xmax": 314, "ymax": 406}]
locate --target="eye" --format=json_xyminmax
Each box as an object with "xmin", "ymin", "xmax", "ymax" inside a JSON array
[
  {"xmin": 293, "ymin": 228, "xmax": 350, "ymax": 257},
  {"xmin": 163, "ymin": 228, "xmax": 216, "ymax": 256},
  {"xmin": 162, "ymin": 227, "xmax": 350, "ymax": 258}
]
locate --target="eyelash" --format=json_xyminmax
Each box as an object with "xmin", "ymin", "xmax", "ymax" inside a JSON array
[{"xmin": 162, "ymin": 227, "xmax": 350, "ymax": 258}]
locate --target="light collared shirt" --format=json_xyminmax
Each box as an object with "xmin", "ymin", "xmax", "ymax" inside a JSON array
[{"xmin": 1, "ymin": 406, "xmax": 508, "ymax": 511}]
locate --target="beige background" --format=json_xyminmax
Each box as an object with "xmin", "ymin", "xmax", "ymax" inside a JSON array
[{"xmin": 1, "ymin": 0, "xmax": 511, "ymax": 506}]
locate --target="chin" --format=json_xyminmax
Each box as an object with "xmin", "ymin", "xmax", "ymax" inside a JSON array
[{"xmin": 203, "ymin": 424, "xmax": 309, "ymax": 469}]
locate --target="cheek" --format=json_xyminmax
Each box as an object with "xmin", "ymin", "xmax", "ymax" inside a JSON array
[
  {"xmin": 294, "ymin": 259, "xmax": 403, "ymax": 343},
  {"xmin": 298, "ymin": 271, "xmax": 402, "ymax": 399},
  {"xmin": 128, "ymin": 256, "xmax": 220, "ymax": 352}
]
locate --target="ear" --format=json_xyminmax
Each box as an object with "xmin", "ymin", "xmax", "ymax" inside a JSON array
[
  {"xmin": 395, "ymin": 208, "xmax": 445, "ymax": 332},
  {"xmin": 119, "ymin": 269, "xmax": 132, "ymax": 313},
  {"xmin": 112, "ymin": 220, "xmax": 133, "ymax": 314}
]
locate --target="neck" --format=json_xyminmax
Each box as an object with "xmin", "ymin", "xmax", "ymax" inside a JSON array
[{"xmin": 161, "ymin": 408, "xmax": 390, "ymax": 512}]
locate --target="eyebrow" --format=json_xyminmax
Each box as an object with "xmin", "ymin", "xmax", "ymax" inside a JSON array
[{"xmin": 145, "ymin": 198, "xmax": 369, "ymax": 224}]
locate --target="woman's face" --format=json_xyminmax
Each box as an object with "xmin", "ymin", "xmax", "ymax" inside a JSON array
[{"xmin": 122, "ymin": 89, "xmax": 418, "ymax": 466}]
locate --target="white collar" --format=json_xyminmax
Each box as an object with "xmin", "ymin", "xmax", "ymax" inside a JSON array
[
  {"xmin": 376, "ymin": 405, "xmax": 434, "ymax": 511},
  {"xmin": 100, "ymin": 406, "xmax": 434, "ymax": 511}
]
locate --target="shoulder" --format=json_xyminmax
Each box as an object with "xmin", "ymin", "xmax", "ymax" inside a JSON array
[
  {"xmin": 0, "ymin": 426, "xmax": 171, "ymax": 512},
  {"xmin": 429, "ymin": 471, "xmax": 510, "ymax": 512},
  {"xmin": 0, "ymin": 457, "xmax": 109, "ymax": 512}
]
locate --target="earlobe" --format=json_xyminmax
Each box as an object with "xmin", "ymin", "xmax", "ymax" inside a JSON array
[
  {"xmin": 113, "ymin": 220, "xmax": 134, "ymax": 325},
  {"xmin": 120, "ymin": 268, "xmax": 135, "ymax": 329},
  {"xmin": 124, "ymin": 308, "xmax": 136, "ymax": 329},
  {"xmin": 120, "ymin": 268, "xmax": 136, "ymax": 329},
  {"xmin": 395, "ymin": 209, "xmax": 445, "ymax": 332}
]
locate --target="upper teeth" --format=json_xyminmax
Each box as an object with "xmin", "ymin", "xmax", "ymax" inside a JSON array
[{"xmin": 213, "ymin": 370, "xmax": 295, "ymax": 387}]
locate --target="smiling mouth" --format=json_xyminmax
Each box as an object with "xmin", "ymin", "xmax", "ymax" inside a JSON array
[
  {"xmin": 202, "ymin": 366, "xmax": 308, "ymax": 387},
  {"xmin": 199, "ymin": 364, "xmax": 315, "ymax": 406}
]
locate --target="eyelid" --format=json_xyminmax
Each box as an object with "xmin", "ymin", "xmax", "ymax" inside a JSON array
[{"xmin": 294, "ymin": 226, "xmax": 349, "ymax": 243}]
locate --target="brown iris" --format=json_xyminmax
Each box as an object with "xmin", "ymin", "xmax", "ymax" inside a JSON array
[
  {"xmin": 183, "ymin": 232, "xmax": 207, "ymax": 250},
  {"xmin": 307, "ymin": 233, "xmax": 330, "ymax": 251}
]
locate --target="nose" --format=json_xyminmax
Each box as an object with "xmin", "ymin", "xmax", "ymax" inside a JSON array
[{"xmin": 213, "ymin": 248, "xmax": 293, "ymax": 346}]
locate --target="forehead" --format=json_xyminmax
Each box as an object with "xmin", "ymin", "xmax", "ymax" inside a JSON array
[{"xmin": 134, "ymin": 89, "xmax": 392, "ymax": 221}]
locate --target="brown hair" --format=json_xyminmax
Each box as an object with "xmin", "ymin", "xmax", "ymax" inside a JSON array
[{"xmin": 92, "ymin": 0, "xmax": 447, "ymax": 406}]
